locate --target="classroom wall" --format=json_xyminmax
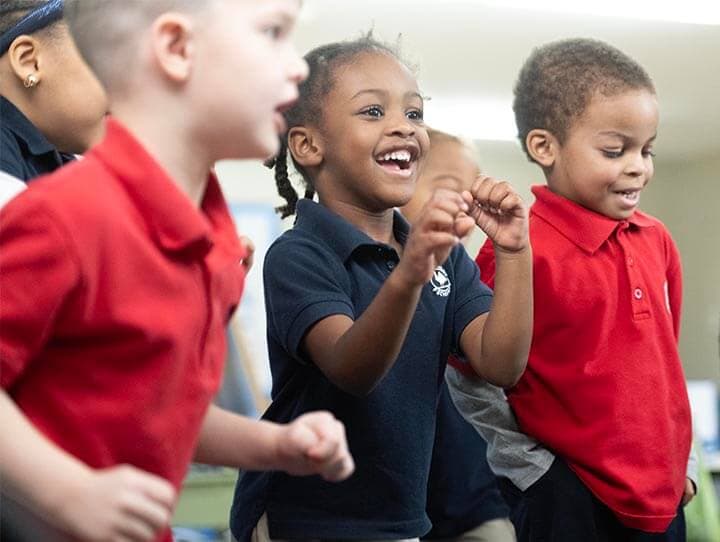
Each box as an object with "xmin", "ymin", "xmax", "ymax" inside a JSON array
[
  {"xmin": 641, "ymin": 152, "xmax": 720, "ymax": 381},
  {"xmin": 217, "ymin": 144, "xmax": 720, "ymax": 382}
]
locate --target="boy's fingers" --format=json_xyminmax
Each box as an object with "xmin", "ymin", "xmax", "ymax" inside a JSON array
[
  {"xmin": 124, "ymin": 493, "xmax": 173, "ymax": 533},
  {"xmin": 117, "ymin": 515, "xmax": 156, "ymax": 542},
  {"xmin": 129, "ymin": 470, "xmax": 175, "ymax": 510},
  {"xmin": 319, "ymin": 428, "xmax": 354, "ymax": 481},
  {"xmin": 320, "ymin": 454, "xmax": 355, "ymax": 482},
  {"xmin": 306, "ymin": 434, "xmax": 340, "ymax": 462}
]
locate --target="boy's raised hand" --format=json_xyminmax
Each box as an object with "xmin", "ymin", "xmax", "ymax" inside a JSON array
[
  {"xmin": 398, "ymin": 189, "xmax": 471, "ymax": 286},
  {"xmin": 275, "ymin": 412, "xmax": 355, "ymax": 482},
  {"xmin": 464, "ymin": 175, "xmax": 529, "ymax": 253},
  {"xmin": 57, "ymin": 464, "xmax": 175, "ymax": 542}
]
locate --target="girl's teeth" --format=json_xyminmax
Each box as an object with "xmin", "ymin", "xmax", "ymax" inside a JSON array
[{"xmin": 379, "ymin": 151, "xmax": 410, "ymax": 162}]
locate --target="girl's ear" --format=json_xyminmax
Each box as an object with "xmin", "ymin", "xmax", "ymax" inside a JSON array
[
  {"xmin": 7, "ymin": 35, "xmax": 42, "ymax": 87},
  {"xmin": 288, "ymin": 126, "xmax": 323, "ymax": 167},
  {"xmin": 526, "ymin": 129, "xmax": 558, "ymax": 168}
]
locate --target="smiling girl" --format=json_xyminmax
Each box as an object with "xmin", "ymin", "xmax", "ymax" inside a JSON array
[{"xmin": 231, "ymin": 35, "xmax": 533, "ymax": 542}]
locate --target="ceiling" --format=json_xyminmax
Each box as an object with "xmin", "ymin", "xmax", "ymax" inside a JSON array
[{"xmin": 292, "ymin": 0, "xmax": 720, "ymax": 163}]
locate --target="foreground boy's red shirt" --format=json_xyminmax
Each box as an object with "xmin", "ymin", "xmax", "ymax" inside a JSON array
[{"xmin": 1, "ymin": 120, "xmax": 246, "ymax": 541}]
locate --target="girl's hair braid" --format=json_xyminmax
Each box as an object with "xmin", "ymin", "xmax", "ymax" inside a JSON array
[{"xmin": 273, "ymin": 138, "xmax": 299, "ymax": 219}]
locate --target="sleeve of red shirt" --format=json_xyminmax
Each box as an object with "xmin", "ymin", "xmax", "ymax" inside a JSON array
[
  {"xmin": 664, "ymin": 229, "xmax": 683, "ymax": 342},
  {"xmin": 474, "ymin": 237, "xmax": 497, "ymax": 289},
  {"xmin": 0, "ymin": 193, "xmax": 81, "ymax": 389}
]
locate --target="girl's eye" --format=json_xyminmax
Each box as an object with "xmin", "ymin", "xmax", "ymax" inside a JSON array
[
  {"xmin": 407, "ymin": 109, "xmax": 424, "ymax": 121},
  {"xmin": 643, "ymin": 149, "xmax": 656, "ymax": 158},
  {"xmin": 602, "ymin": 149, "xmax": 623, "ymax": 158},
  {"xmin": 361, "ymin": 106, "xmax": 384, "ymax": 118}
]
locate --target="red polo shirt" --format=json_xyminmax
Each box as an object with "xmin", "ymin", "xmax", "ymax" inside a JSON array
[
  {"xmin": 473, "ymin": 185, "xmax": 691, "ymax": 532},
  {"xmin": 1, "ymin": 119, "xmax": 246, "ymax": 540}
]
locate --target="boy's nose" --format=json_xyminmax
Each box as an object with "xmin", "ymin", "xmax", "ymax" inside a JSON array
[
  {"xmin": 625, "ymin": 151, "xmax": 650, "ymax": 177},
  {"xmin": 291, "ymin": 55, "xmax": 309, "ymax": 84}
]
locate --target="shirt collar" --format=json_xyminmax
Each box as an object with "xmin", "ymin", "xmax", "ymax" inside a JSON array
[
  {"xmin": 90, "ymin": 117, "xmax": 240, "ymax": 257},
  {"xmin": 295, "ymin": 199, "xmax": 410, "ymax": 261},
  {"xmin": 531, "ymin": 185, "xmax": 655, "ymax": 254},
  {"xmin": 1, "ymin": 96, "xmax": 57, "ymax": 156}
]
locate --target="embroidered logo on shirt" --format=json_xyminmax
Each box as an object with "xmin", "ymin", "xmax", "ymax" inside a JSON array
[{"xmin": 431, "ymin": 266, "xmax": 451, "ymax": 297}]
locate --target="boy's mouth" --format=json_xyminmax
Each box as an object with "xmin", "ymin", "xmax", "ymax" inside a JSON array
[{"xmin": 614, "ymin": 188, "xmax": 641, "ymax": 206}]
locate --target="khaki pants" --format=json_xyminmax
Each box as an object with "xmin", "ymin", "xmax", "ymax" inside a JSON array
[
  {"xmin": 427, "ymin": 518, "xmax": 516, "ymax": 542},
  {"xmin": 250, "ymin": 513, "xmax": 420, "ymax": 542}
]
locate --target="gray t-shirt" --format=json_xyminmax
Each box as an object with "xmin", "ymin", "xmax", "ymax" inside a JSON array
[{"xmin": 445, "ymin": 365, "xmax": 698, "ymax": 491}]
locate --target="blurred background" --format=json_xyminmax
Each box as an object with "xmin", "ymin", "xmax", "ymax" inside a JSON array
[{"xmin": 177, "ymin": 1, "xmax": 720, "ymax": 539}]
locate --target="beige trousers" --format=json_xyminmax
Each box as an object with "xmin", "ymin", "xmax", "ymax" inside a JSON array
[
  {"xmin": 426, "ymin": 518, "xmax": 516, "ymax": 542},
  {"xmin": 249, "ymin": 513, "xmax": 420, "ymax": 542}
]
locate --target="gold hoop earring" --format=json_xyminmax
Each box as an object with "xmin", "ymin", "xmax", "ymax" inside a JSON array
[{"xmin": 24, "ymin": 73, "xmax": 39, "ymax": 88}]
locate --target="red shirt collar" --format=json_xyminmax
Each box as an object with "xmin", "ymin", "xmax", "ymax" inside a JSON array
[
  {"xmin": 531, "ymin": 185, "xmax": 655, "ymax": 254},
  {"xmin": 90, "ymin": 118, "xmax": 238, "ymax": 256}
]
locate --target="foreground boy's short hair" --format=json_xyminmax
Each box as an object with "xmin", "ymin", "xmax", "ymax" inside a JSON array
[
  {"xmin": 63, "ymin": 0, "xmax": 207, "ymax": 92},
  {"xmin": 513, "ymin": 37, "xmax": 655, "ymax": 161}
]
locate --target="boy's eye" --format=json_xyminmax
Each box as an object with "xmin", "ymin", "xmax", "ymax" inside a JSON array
[
  {"xmin": 643, "ymin": 149, "xmax": 656, "ymax": 158},
  {"xmin": 407, "ymin": 109, "xmax": 424, "ymax": 121},
  {"xmin": 602, "ymin": 149, "xmax": 624, "ymax": 158},
  {"xmin": 263, "ymin": 25, "xmax": 285, "ymax": 40},
  {"xmin": 361, "ymin": 106, "xmax": 384, "ymax": 118}
]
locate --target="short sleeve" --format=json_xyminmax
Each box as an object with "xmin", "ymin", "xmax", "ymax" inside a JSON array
[
  {"xmin": 474, "ymin": 237, "xmax": 496, "ymax": 288},
  {"xmin": 263, "ymin": 237, "xmax": 355, "ymax": 361},
  {"xmin": 663, "ymin": 228, "xmax": 683, "ymax": 341},
  {"xmin": 0, "ymin": 192, "xmax": 80, "ymax": 388},
  {"xmin": 451, "ymin": 247, "xmax": 493, "ymax": 351}
]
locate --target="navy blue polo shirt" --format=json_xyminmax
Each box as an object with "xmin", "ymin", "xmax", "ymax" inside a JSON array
[
  {"xmin": 230, "ymin": 199, "xmax": 493, "ymax": 541},
  {"xmin": 0, "ymin": 96, "xmax": 73, "ymax": 182},
  {"xmin": 424, "ymin": 382, "xmax": 509, "ymax": 538}
]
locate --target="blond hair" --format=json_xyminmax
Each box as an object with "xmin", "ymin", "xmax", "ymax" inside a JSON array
[{"xmin": 64, "ymin": 0, "xmax": 211, "ymax": 93}]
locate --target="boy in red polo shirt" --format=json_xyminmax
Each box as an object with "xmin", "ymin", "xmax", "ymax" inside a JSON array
[
  {"xmin": 448, "ymin": 38, "xmax": 694, "ymax": 541},
  {"xmin": 0, "ymin": 1, "xmax": 354, "ymax": 541}
]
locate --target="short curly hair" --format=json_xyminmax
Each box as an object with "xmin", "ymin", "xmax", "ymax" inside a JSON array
[{"xmin": 513, "ymin": 38, "xmax": 655, "ymax": 161}]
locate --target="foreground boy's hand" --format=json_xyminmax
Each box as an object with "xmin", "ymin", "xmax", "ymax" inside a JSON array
[
  {"xmin": 399, "ymin": 189, "xmax": 470, "ymax": 285},
  {"xmin": 57, "ymin": 464, "xmax": 175, "ymax": 542},
  {"xmin": 681, "ymin": 477, "xmax": 696, "ymax": 506},
  {"xmin": 463, "ymin": 175, "xmax": 529, "ymax": 253},
  {"xmin": 276, "ymin": 412, "xmax": 355, "ymax": 481},
  {"xmin": 239, "ymin": 235, "xmax": 256, "ymax": 272}
]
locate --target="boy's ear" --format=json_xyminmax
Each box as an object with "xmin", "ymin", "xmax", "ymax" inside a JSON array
[
  {"xmin": 287, "ymin": 126, "xmax": 323, "ymax": 167},
  {"xmin": 7, "ymin": 35, "xmax": 42, "ymax": 86},
  {"xmin": 151, "ymin": 13, "xmax": 195, "ymax": 83},
  {"xmin": 526, "ymin": 129, "xmax": 558, "ymax": 168}
]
